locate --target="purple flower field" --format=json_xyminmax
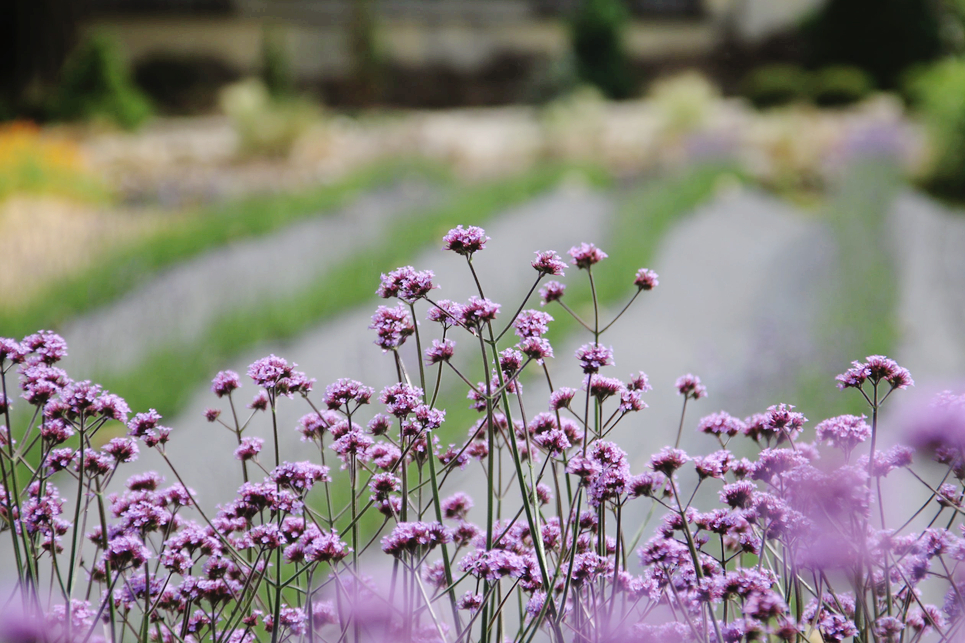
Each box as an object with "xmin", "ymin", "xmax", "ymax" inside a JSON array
[{"xmin": 2, "ymin": 225, "xmax": 965, "ymax": 643}]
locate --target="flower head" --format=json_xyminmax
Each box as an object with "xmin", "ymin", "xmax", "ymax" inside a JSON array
[
  {"xmin": 568, "ymin": 243, "xmax": 608, "ymax": 270},
  {"xmin": 532, "ymin": 250, "xmax": 567, "ymax": 276},
  {"xmin": 540, "ymin": 281, "xmax": 565, "ymax": 305},
  {"xmin": 369, "ymin": 304, "xmax": 415, "ymax": 351},
  {"xmin": 211, "ymin": 370, "xmax": 241, "ymax": 397},
  {"xmin": 443, "ymin": 225, "xmax": 489, "ymax": 256},
  {"xmin": 376, "ymin": 266, "xmax": 435, "ymax": 301},
  {"xmin": 675, "ymin": 374, "xmax": 707, "ymax": 399},
  {"xmin": 460, "ymin": 296, "xmax": 500, "ymax": 327},
  {"xmin": 323, "ymin": 379, "xmax": 373, "ymax": 410},
  {"xmin": 633, "ymin": 268, "xmax": 659, "ymax": 291},
  {"xmin": 575, "ymin": 343, "xmax": 613, "ymax": 374},
  {"xmin": 425, "ymin": 339, "xmax": 455, "ymax": 365}
]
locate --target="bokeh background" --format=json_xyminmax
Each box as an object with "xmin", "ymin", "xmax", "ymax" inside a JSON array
[{"xmin": 2, "ymin": 0, "xmax": 965, "ymax": 504}]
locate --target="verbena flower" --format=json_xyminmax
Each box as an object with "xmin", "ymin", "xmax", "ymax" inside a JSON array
[
  {"xmin": 575, "ymin": 343, "xmax": 613, "ymax": 374},
  {"xmin": 443, "ymin": 225, "xmax": 489, "ymax": 256},
  {"xmin": 381, "ymin": 521, "xmax": 450, "ymax": 556},
  {"xmin": 531, "ymin": 250, "xmax": 566, "ymax": 276},
  {"xmin": 369, "ymin": 304, "xmax": 415, "ymax": 351},
  {"xmin": 675, "ymin": 373, "xmax": 707, "ymax": 399},
  {"xmin": 633, "ymin": 268, "xmax": 659, "ymax": 290},
  {"xmin": 539, "ymin": 281, "xmax": 565, "ymax": 305},
  {"xmin": 568, "ymin": 242, "xmax": 608, "ymax": 269},
  {"xmin": 377, "ymin": 266, "xmax": 436, "ymax": 301},
  {"xmin": 513, "ymin": 310, "xmax": 553, "ymax": 339},
  {"xmin": 211, "ymin": 370, "xmax": 241, "ymax": 397},
  {"xmin": 424, "ymin": 338, "xmax": 455, "ymax": 365}
]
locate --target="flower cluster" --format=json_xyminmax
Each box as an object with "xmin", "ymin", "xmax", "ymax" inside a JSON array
[{"xmin": 1, "ymin": 224, "xmax": 960, "ymax": 643}]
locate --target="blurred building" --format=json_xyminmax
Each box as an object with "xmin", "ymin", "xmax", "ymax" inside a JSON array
[{"xmin": 80, "ymin": 0, "xmax": 823, "ymax": 106}]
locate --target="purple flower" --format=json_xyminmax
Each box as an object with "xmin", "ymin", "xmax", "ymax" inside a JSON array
[
  {"xmin": 297, "ymin": 411, "xmax": 339, "ymax": 441},
  {"xmin": 425, "ymin": 338, "xmax": 455, "ymax": 365},
  {"xmin": 128, "ymin": 471, "xmax": 163, "ymax": 491},
  {"xmin": 575, "ymin": 343, "xmax": 613, "ymax": 374},
  {"xmin": 20, "ymin": 330, "xmax": 68, "ymax": 365},
  {"xmin": 461, "ymin": 296, "xmax": 500, "ymax": 326},
  {"xmin": 301, "ymin": 527, "xmax": 350, "ymax": 563},
  {"xmin": 499, "ymin": 348, "xmax": 524, "ymax": 376},
  {"xmin": 0, "ymin": 338, "xmax": 23, "ymax": 364},
  {"xmin": 234, "ymin": 437, "xmax": 263, "ymax": 461},
  {"xmin": 651, "ymin": 447, "xmax": 689, "ymax": 476},
  {"xmin": 367, "ymin": 413, "xmax": 392, "ymax": 436},
  {"xmin": 697, "ymin": 411, "xmax": 745, "ymax": 437},
  {"xmin": 246, "ymin": 355, "xmax": 313, "ymax": 396},
  {"xmin": 427, "ymin": 299, "xmax": 464, "ymax": 327},
  {"xmin": 762, "ymin": 403, "xmax": 806, "ymax": 443},
  {"xmin": 633, "ymin": 268, "xmax": 659, "ymax": 290},
  {"xmin": 628, "ymin": 472, "xmax": 658, "ymax": 498},
  {"xmin": 270, "ymin": 461, "xmax": 330, "ymax": 492},
  {"xmin": 106, "ymin": 534, "xmax": 151, "ymax": 568},
  {"xmin": 514, "ymin": 310, "xmax": 553, "ymax": 339},
  {"xmin": 323, "ymin": 378, "xmax": 373, "ymax": 410},
  {"xmin": 376, "ymin": 266, "xmax": 435, "ymax": 301},
  {"xmin": 248, "ymin": 390, "xmax": 269, "ymax": 411},
  {"xmin": 442, "ymin": 492, "xmax": 474, "ymax": 520},
  {"xmin": 45, "ymin": 448, "xmax": 75, "ymax": 472},
  {"xmin": 369, "ymin": 304, "xmax": 415, "ymax": 351},
  {"xmin": 519, "ymin": 337, "xmax": 554, "ymax": 362},
  {"xmin": 532, "ymin": 250, "xmax": 566, "ymax": 276},
  {"xmin": 204, "ymin": 408, "xmax": 221, "ymax": 422},
  {"xmin": 381, "ymin": 521, "xmax": 451, "ymax": 556},
  {"xmin": 904, "ymin": 390, "xmax": 965, "ymax": 455},
  {"xmin": 586, "ymin": 374, "xmax": 623, "ymax": 400},
  {"xmin": 568, "ymin": 242, "xmax": 608, "ymax": 270},
  {"xmin": 836, "ymin": 355, "xmax": 913, "ymax": 391},
  {"xmin": 103, "ymin": 437, "xmax": 139, "ymax": 463},
  {"xmin": 549, "ymin": 387, "xmax": 577, "ymax": 410},
  {"xmin": 211, "ymin": 370, "xmax": 241, "ymax": 397},
  {"xmin": 675, "ymin": 373, "xmax": 707, "ymax": 399},
  {"xmin": 331, "ymin": 430, "xmax": 374, "ymax": 466},
  {"xmin": 720, "ymin": 481, "xmax": 757, "ymax": 508},
  {"xmin": 379, "ymin": 382, "xmax": 424, "ymax": 418},
  {"xmin": 694, "ymin": 449, "xmax": 733, "ymax": 479},
  {"xmin": 457, "ymin": 592, "xmax": 483, "ymax": 612},
  {"xmin": 815, "ymin": 414, "xmax": 871, "ymax": 456},
  {"xmin": 443, "ymin": 225, "xmax": 489, "ymax": 256},
  {"xmin": 368, "ymin": 472, "xmax": 400, "ymax": 498},
  {"xmin": 460, "ymin": 549, "xmax": 526, "ymax": 581},
  {"xmin": 539, "ymin": 281, "xmax": 565, "ymax": 305}
]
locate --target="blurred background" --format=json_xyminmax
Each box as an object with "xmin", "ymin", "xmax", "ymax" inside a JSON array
[{"xmin": 2, "ymin": 0, "xmax": 965, "ymax": 492}]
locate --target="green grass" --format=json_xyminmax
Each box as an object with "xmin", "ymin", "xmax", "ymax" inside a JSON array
[
  {"xmin": 1, "ymin": 158, "xmax": 453, "ymax": 339},
  {"xmin": 95, "ymin": 163, "xmax": 611, "ymax": 418}
]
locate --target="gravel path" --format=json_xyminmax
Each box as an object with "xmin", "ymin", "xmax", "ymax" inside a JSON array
[
  {"xmin": 59, "ymin": 179, "xmax": 443, "ymax": 375},
  {"xmin": 891, "ymin": 190, "xmax": 965, "ymax": 385}
]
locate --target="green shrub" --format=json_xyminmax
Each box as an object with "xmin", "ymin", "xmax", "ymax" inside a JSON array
[
  {"xmin": 48, "ymin": 34, "xmax": 152, "ymax": 130},
  {"xmin": 803, "ymin": 0, "xmax": 944, "ymax": 89},
  {"xmin": 570, "ymin": 0, "xmax": 633, "ymax": 100},
  {"xmin": 908, "ymin": 58, "xmax": 965, "ymax": 199},
  {"xmin": 741, "ymin": 65, "xmax": 811, "ymax": 109},
  {"xmin": 810, "ymin": 65, "xmax": 875, "ymax": 107},
  {"xmin": 219, "ymin": 79, "xmax": 320, "ymax": 157},
  {"xmin": 261, "ymin": 26, "xmax": 294, "ymax": 98}
]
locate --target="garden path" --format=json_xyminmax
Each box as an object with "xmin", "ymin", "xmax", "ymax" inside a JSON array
[
  {"xmin": 58, "ymin": 179, "xmax": 443, "ymax": 376},
  {"xmin": 58, "ymin": 174, "xmax": 965, "ymax": 518}
]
